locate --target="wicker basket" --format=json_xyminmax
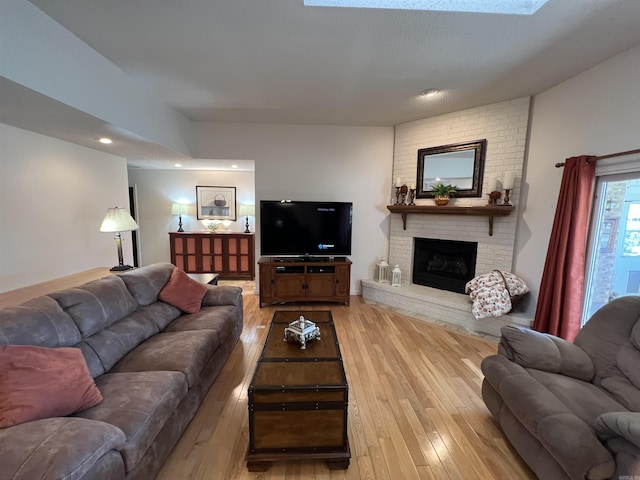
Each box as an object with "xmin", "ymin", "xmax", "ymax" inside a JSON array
[
  {"xmin": 495, "ymin": 270, "xmax": 524, "ymax": 312},
  {"xmin": 213, "ymin": 194, "xmax": 226, "ymax": 206}
]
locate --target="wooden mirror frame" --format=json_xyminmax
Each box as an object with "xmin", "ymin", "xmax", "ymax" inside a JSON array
[{"xmin": 416, "ymin": 139, "xmax": 487, "ymax": 198}]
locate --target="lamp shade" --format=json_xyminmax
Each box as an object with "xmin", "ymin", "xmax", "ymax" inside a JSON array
[
  {"xmin": 238, "ymin": 204, "xmax": 255, "ymax": 217},
  {"xmin": 171, "ymin": 203, "xmax": 189, "ymax": 215},
  {"xmin": 100, "ymin": 207, "xmax": 139, "ymax": 232}
]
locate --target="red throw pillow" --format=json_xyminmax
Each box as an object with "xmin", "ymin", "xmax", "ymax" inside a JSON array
[
  {"xmin": 158, "ymin": 268, "xmax": 208, "ymax": 314},
  {"xmin": 0, "ymin": 345, "xmax": 103, "ymax": 428}
]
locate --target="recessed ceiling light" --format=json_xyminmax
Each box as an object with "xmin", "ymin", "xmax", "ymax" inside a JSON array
[
  {"xmin": 174, "ymin": 163, "xmax": 182, "ymax": 168},
  {"xmin": 303, "ymin": 0, "xmax": 548, "ymax": 15},
  {"xmin": 231, "ymin": 164, "xmax": 239, "ymax": 169},
  {"xmin": 420, "ymin": 88, "xmax": 439, "ymax": 97},
  {"xmin": 98, "ymin": 137, "xmax": 112, "ymax": 144}
]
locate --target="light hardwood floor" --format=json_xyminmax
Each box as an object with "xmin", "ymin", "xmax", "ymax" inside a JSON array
[{"xmin": 157, "ymin": 294, "xmax": 535, "ymax": 480}]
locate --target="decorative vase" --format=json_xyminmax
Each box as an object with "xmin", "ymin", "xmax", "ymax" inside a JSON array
[{"xmin": 434, "ymin": 195, "xmax": 450, "ymax": 206}]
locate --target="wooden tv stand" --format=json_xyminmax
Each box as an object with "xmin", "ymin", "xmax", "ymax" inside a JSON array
[{"xmin": 258, "ymin": 257, "xmax": 351, "ymax": 307}]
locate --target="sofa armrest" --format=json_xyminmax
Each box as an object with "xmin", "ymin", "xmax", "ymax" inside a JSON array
[
  {"xmin": 0, "ymin": 417, "xmax": 125, "ymax": 480},
  {"xmin": 596, "ymin": 412, "xmax": 640, "ymax": 449},
  {"xmin": 498, "ymin": 325, "xmax": 595, "ymax": 381},
  {"xmin": 201, "ymin": 285, "xmax": 243, "ymax": 307}
]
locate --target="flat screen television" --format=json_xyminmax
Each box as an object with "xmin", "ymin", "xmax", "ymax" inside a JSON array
[{"xmin": 260, "ymin": 200, "xmax": 353, "ymax": 257}]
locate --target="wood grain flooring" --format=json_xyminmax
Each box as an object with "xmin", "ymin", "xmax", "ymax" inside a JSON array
[{"xmin": 157, "ymin": 294, "xmax": 535, "ymax": 480}]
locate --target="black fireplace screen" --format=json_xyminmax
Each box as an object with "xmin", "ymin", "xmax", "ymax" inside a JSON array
[{"xmin": 412, "ymin": 238, "xmax": 478, "ymax": 294}]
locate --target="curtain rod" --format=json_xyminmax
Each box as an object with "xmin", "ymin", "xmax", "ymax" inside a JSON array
[{"xmin": 555, "ymin": 148, "xmax": 640, "ymax": 168}]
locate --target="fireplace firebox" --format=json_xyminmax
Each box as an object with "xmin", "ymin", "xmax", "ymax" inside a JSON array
[{"xmin": 412, "ymin": 238, "xmax": 477, "ymax": 293}]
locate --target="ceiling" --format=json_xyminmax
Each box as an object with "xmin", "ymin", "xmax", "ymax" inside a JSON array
[{"xmin": 14, "ymin": 0, "xmax": 640, "ymax": 167}]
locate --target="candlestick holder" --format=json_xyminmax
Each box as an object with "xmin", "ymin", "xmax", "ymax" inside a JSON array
[
  {"xmin": 408, "ymin": 188, "xmax": 416, "ymax": 205},
  {"xmin": 502, "ymin": 189, "xmax": 512, "ymax": 206},
  {"xmin": 487, "ymin": 190, "xmax": 501, "ymax": 205},
  {"xmin": 399, "ymin": 184, "xmax": 409, "ymax": 205},
  {"xmin": 394, "ymin": 186, "xmax": 402, "ymax": 205}
]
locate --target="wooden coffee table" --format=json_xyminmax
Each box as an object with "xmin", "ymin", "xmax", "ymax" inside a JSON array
[{"xmin": 246, "ymin": 310, "xmax": 350, "ymax": 471}]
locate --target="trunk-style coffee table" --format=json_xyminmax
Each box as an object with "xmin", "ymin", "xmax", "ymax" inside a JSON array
[{"xmin": 246, "ymin": 310, "xmax": 350, "ymax": 471}]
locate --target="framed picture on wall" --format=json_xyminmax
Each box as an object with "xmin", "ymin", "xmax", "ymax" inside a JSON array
[{"xmin": 196, "ymin": 186, "xmax": 237, "ymax": 220}]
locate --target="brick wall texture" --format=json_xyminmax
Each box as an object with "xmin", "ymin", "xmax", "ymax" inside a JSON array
[{"xmin": 390, "ymin": 97, "xmax": 531, "ymax": 285}]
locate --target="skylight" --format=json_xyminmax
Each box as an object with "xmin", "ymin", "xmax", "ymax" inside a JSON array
[{"xmin": 303, "ymin": 0, "xmax": 549, "ymax": 15}]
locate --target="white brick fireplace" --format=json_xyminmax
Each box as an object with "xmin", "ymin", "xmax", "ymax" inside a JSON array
[{"xmin": 362, "ymin": 98, "xmax": 533, "ymax": 337}]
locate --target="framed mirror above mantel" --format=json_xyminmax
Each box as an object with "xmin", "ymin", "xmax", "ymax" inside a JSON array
[{"xmin": 416, "ymin": 139, "xmax": 487, "ymax": 198}]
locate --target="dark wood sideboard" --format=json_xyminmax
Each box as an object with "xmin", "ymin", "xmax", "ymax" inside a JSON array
[{"xmin": 169, "ymin": 232, "xmax": 255, "ymax": 280}]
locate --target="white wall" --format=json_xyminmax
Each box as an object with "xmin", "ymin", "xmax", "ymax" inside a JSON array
[
  {"xmin": 1, "ymin": 0, "xmax": 191, "ymax": 156},
  {"xmin": 0, "ymin": 123, "xmax": 132, "ymax": 292},
  {"xmin": 126, "ymin": 168, "xmax": 255, "ymax": 266},
  {"xmin": 516, "ymin": 43, "xmax": 640, "ymax": 317},
  {"xmin": 189, "ymin": 123, "xmax": 395, "ymax": 294}
]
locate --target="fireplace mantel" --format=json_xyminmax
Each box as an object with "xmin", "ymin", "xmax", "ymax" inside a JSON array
[{"xmin": 387, "ymin": 204, "xmax": 514, "ymax": 236}]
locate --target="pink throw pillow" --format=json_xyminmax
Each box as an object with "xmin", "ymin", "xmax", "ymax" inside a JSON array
[
  {"xmin": 158, "ymin": 268, "xmax": 208, "ymax": 314},
  {"xmin": 0, "ymin": 345, "xmax": 103, "ymax": 428}
]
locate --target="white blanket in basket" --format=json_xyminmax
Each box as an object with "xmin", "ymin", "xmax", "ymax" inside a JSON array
[{"xmin": 465, "ymin": 270, "xmax": 529, "ymax": 319}]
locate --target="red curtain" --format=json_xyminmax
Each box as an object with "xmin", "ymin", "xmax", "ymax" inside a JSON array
[{"xmin": 532, "ymin": 156, "xmax": 596, "ymax": 341}]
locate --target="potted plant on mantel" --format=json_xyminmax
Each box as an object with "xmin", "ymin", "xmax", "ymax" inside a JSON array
[{"xmin": 431, "ymin": 182, "xmax": 457, "ymax": 206}]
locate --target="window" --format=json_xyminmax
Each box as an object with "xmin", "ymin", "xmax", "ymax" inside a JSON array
[
  {"xmin": 583, "ymin": 169, "xmax": 640, "ymax": 323},
  {"xmin": 622, "ymin": 203, "xmax": 640, "ymax": 256}
]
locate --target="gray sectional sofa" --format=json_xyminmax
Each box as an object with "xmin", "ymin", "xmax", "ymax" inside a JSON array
[
  {"xmin": 0, "ymin": 262, "xmax": 243, "ymax": 480},
  {"xmin": 481, "ymin": 296, "xmax": 640, "ymax": 479}
]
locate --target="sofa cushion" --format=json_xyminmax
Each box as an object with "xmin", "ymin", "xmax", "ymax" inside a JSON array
[
  {"xmin": 615, "ymin": 342, "xmax": 640, "ymax": 390},
  {"xmin": 137, "ymin": 302, "xmax": 181, "ymax": 331},
  {"xmin": 74, "ymin": 341, "xmax": 108, "ymax": 378},
  {"xmin": 158, "ymin": 268, "xmax": 208, "ymax": 314},
  {"xmin": 632, "ymin": 320, "xmax": 640, "ymax": 350},
  {"xmin": 0, "ymin": 295, "xmax": 81, "ymax": 347},
  {"xmin": 575, "ymin": 296, "xmax": 640, "ymax": 384},
  {"xmin": 599, "ymin": 339, "xmax": 640, "ymax": 411},
  {"xmin": 74, "ymin": 371, "xmax": 187, "ymax": 472},
  {"xmin": 119, "ymin": 263, "xmax": 175, "ymax": 306},
  {"xmin": 0, "ymin": 417, "xmax": 125, "ymax": 480},
  {"xmin": 163, "ymin": 305, "xmax": 236, "ymax": 342},
  {"xmin": 601, "ymin": 373, "xmax": 640, "ymax": 411},
  {"xmin": 82, "ymin": 309, "xmax": 161, "ymax": 372},
  {"xmin": 50, "ymin": 276, "xmax": 138, "ymax": 337},
  {"xmin": 110, "ymin": 331, "xmax": 220, "ymax": 387},
  {"xmin": 0, "ymin": 345, "xmax": 103, "ymax": 428},
  {"xmin": 527, "ymin": 368, "xmax": 628, "ymax": 426}
]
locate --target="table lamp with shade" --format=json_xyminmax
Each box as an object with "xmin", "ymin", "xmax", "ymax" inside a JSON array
[
  {"xmin": 171, "ymin": 203, "xmax": 189, "ymax": 232},
  {"xmin": 100, "ymin": 207, "xmax": 139, "ymax": 271},
  {"xmin": 238, "ymin": 204, "xmax": 255, "ymax": 233}
]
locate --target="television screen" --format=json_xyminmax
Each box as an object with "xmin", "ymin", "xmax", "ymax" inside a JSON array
[{"xmin": 260, "ymin": 200, "xmax": 353, "ymax": 257}]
